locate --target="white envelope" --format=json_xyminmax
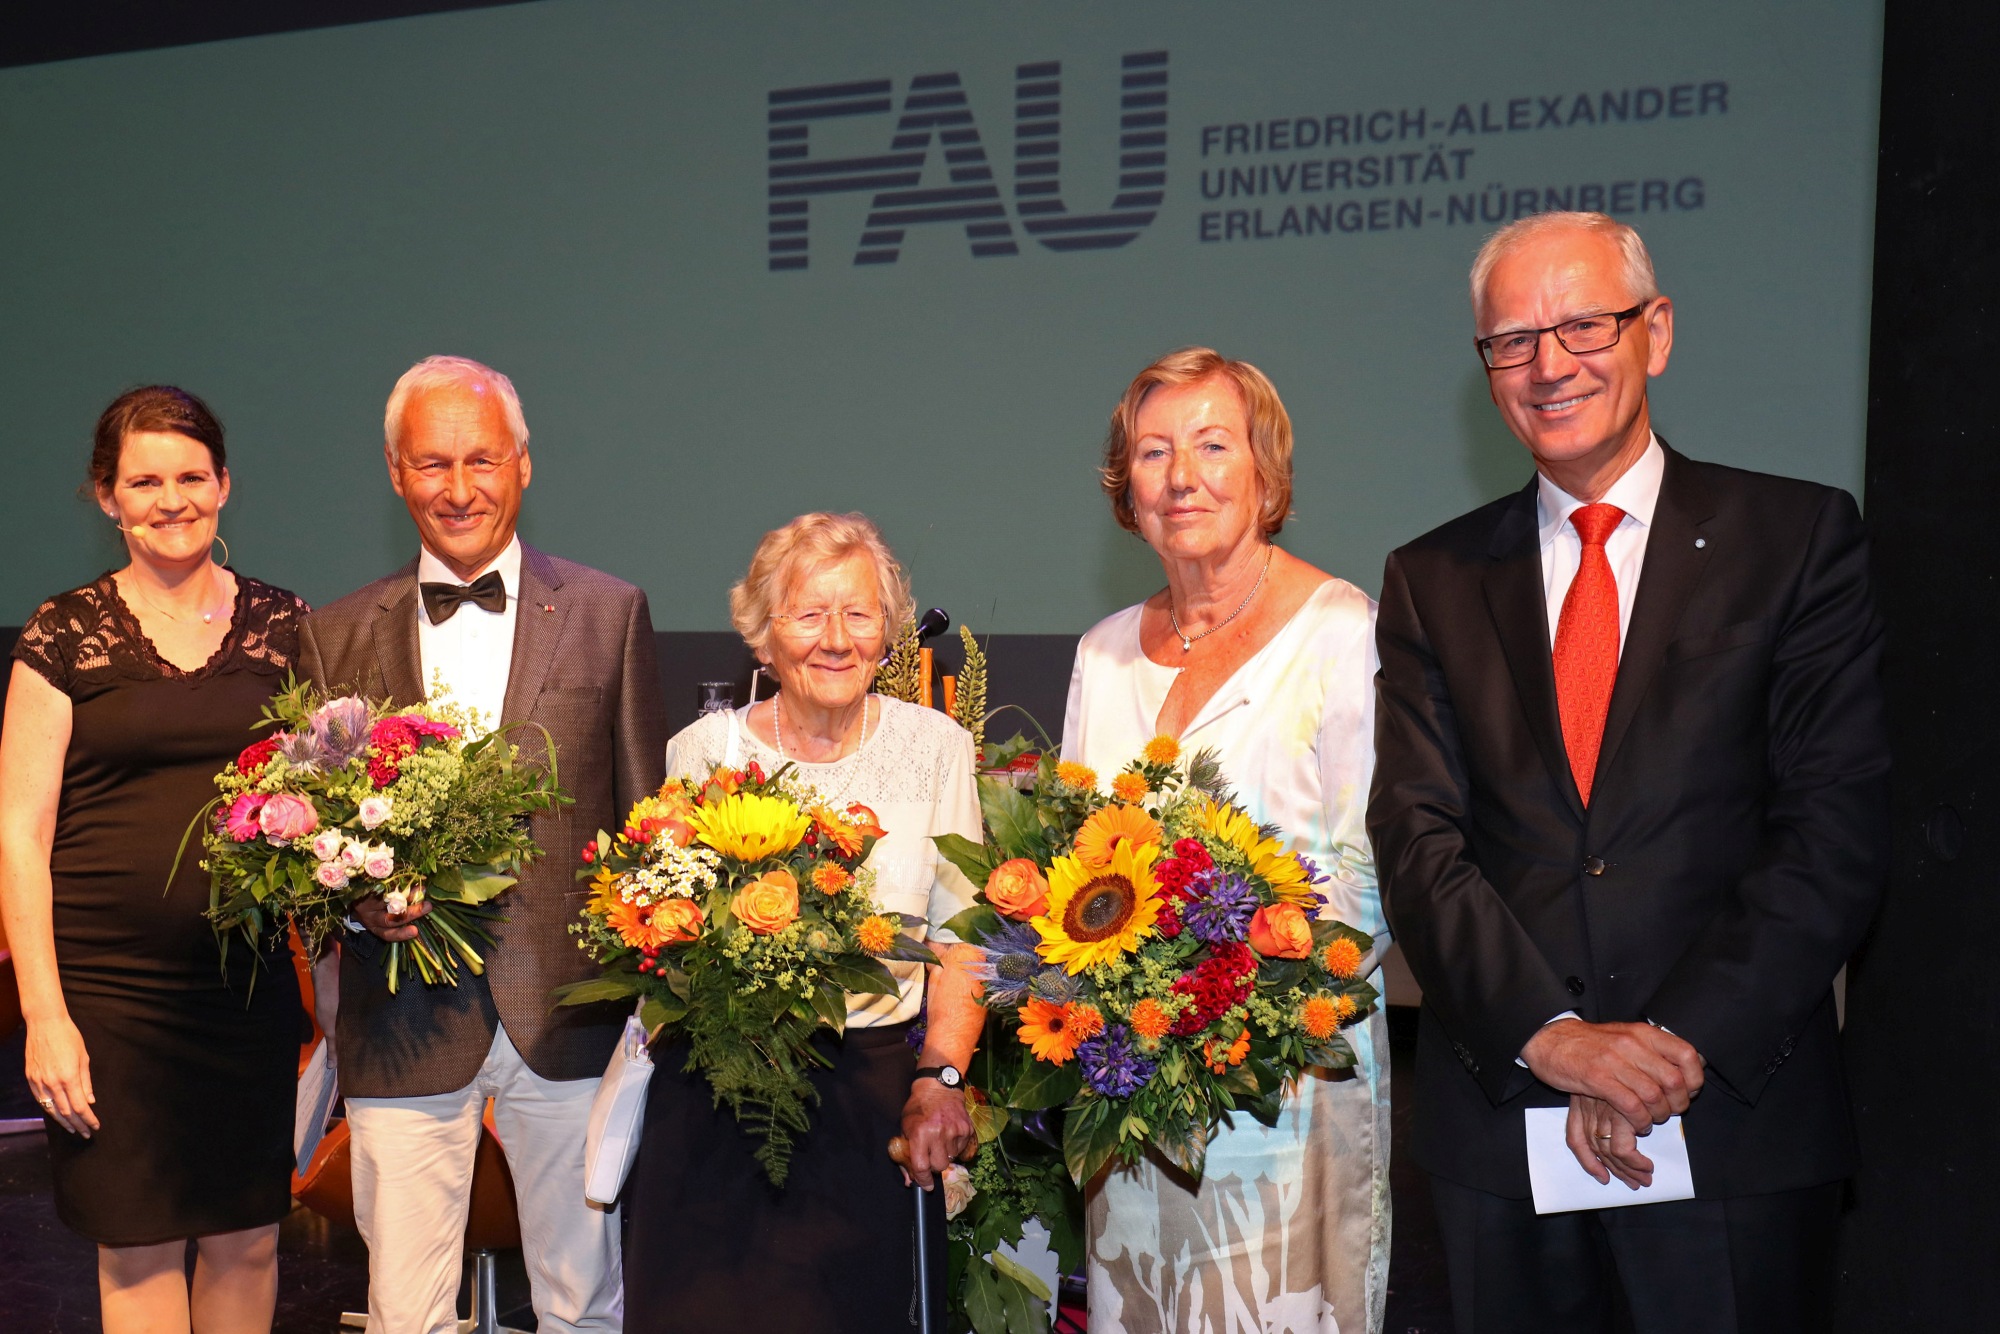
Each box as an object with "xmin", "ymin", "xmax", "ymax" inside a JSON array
[
  {"xmin": 1524, "ymin": 1106, "xmax": 1695, "ymax": 1214},
  {"xmin": 294, "ymin": 1038, "xmax": 339, "ymax": 1169}
]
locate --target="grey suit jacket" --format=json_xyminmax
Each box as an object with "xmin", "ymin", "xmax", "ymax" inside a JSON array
[{"xmin": 299, "ymin": 542, "xmax": 668, "ymax": 1097}]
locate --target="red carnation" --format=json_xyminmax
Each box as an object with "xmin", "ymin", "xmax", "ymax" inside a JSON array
[
  {"xmin": 1169, "ymin": 942, "xmax": 1259, "ymax": 1035},
  {"xmin": 236, "ymin": 736, "xmax": 282, "ymax": 775}
]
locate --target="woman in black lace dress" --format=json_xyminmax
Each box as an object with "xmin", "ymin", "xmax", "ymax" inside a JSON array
[{"xmin": 0, "ymin": 387, "xmax": 309, "ymax": 1333}]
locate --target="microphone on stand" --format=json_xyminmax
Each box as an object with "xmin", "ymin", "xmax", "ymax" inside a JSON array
[{"xmin": 914, "ymin": 608, "xmax": 950, "ymax": 642}]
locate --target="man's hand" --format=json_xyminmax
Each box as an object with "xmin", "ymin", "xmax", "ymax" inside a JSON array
[
  {"xmin": 1521, "ymin": 1018, "xmax": 1704, "ymax": 1133},
  {"xmin": 1566, "ymin": 1092, "xmax": 1657, "ymax": 1188},
  {"xmin": 352, "ymin": 892, "xmax": 431, "ymax": 942},
  {"xmin": 897, "ymin": 1079, "xmax": 974, "ymax": 1190}
]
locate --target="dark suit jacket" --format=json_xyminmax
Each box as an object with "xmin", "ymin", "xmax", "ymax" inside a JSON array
[
  {"xmin": 299, "ymin": 543, "xmax": 667, "ymax": 1098},
  {"xmin": 1367, "ymin": 444, "xmax": 1888, "ymax": 1199}
]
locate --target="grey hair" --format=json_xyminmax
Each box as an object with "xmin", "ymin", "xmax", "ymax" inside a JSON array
[
  {"xmin": 1469, "ymin": 212, "xmax": 1660, "ymax": 325},
  {"xmin": 383, "ymin": 356, "xmax": 530, "ymax": 457},
  {"xmin": 729, "ymin": 512, "xmax": 915, "ymax": 658}
]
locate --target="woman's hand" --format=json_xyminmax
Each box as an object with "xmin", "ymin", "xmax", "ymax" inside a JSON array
[
  {"xmin": 25, "ymin": 1014, "xmax": 98, "ymax": 1137},
  {"xmin": 898, "ymin": 1079, "xmax": 974, "ymax": 1190}
]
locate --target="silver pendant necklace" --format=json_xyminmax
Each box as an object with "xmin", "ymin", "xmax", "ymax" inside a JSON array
[{"xmin": 1168, "ymin": 545, "xmax": 1274, "ymax": 653}]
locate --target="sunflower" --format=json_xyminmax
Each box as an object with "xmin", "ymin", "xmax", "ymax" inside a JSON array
[
  {"xmin": 1196, "ymin": 799, "xmax": 1313, "ymax": 904},
  {"xmin": 1035, "ymin": 839, "xmax": 1163, "ymax": 973},
  {"xmin": 1073, "ymin": 804, "xmax": 1163, "ymax": 869},
  {"xmin": 690, "ymin": 791, "xmax": 811, "ymax": 861},
  {"xmin": 1017, "ymin": 998, "xmax": 1088, "ymax": 1065},
  {"xmin": 1110, "ymin": 772, "xmax": 1151, "ymax": 804},
  {"xmin": 586, "ymin": 866, "xmax": 624, "ymax": 916}
]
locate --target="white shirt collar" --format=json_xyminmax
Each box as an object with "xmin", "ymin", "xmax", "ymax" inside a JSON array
[
  {"xmin": 1537, "ymin": 433, "xmax": 1665, "ymax": 549},
  {"xmin": 416, "ymin": 534, "xmax": 522, "ymax": 615}
]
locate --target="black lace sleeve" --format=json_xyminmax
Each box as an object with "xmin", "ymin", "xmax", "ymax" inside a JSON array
[
  {"xmin": 11, "ymin": 594, "xmax": 79, "ymax": 694},
  {"xmin": 233, "ymin": 579, "xmax": 310, "ymax": 675}
]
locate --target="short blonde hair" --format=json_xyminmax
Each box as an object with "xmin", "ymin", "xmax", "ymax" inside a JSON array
[
  {"xmin": 729, "ymin": 512, "xmax": 915, "ymax": 657},
  {"xmin": 1100, "ymin": 347, "xmax": 1294, "ymax": 538},
  {"xmin": 1469, "ymin": 212, "xmax": 1659, "ymax": 325}
]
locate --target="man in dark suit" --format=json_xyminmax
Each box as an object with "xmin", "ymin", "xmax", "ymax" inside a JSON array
[
  {"xmin": 302, "ymin": 356, "xmax": 666, "ymax": 1334},
  {"xmin": 1368, "ymin": 214, "xmax": 1888, "ymax": 1332}
]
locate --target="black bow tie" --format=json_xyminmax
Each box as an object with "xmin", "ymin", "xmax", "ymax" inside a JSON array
[{"xmin": 421, "ymin": 570, "xmax": 508, "ymax": 624}]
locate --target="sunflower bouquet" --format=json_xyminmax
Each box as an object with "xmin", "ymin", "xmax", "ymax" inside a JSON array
[
  {"xmin": 936, "ymin": 735, "xmax": 1379, "ymax": 1190},
  {"xmin": 189, "ymin": 675, "xmax": 567, "ymax": 992},
  {"xmin": 556, "ymin": 761, "xmax": 934, "ymax": 1186}
]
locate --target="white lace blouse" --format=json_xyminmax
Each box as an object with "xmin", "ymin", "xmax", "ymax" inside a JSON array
[{"xmin": 663, "ymin": 696, "xmax": 981, "ymax": 1027}]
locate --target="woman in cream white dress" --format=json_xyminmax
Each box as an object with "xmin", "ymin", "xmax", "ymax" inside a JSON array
[
  {"xmin": 1062, "ymin": 349, "xmax": 1391, "ymax": 1333},
  {"xmin": 624, "ymin": 511, "xmax": 986, "ymax": 1334}
]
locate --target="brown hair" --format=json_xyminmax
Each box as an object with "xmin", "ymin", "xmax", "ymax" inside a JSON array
[
  {"xmin": 89, "ymin": 386, "xmax": 227, "ymax": 495},
  {"xmin": 1099, "ymin": 347, "xmax": 1294, "ymax": 537}
]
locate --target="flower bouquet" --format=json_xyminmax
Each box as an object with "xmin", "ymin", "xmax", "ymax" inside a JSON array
[
  {"xmin": 555, "ymin": 761, "xmax": 934, "ymax": 1186},
  {"xmin": 936, "ymin": 735, "xmax": 1380, "ymax": 1192},
  {"xmin": 187, "ymin": 676, "xmax": 569, "ymax": 992}
]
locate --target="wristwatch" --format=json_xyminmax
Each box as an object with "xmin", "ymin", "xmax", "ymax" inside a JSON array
[{"xmin": 913, "ymin": 1064, "xmax": 963, "ymax": 1089}]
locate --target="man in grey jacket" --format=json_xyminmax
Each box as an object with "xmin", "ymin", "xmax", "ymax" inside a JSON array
[{"xmin": 302, "ymin": 356, "xmax": 666, "ymax": 1334}]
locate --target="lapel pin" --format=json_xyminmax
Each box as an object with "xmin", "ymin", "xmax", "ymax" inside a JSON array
[
  {"xmin": 543, "ymin": 603, "xmax": 556, "ymax": 613},
  {"xmin": 1695, "ymin": 538, "xmax": 1706, "ymax": 549}
]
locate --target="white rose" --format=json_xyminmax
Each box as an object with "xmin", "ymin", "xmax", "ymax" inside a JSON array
[
  {"xmin": 339, "ymin": 838, "xmax": 368, "ymax": 869},
  {"xmin": 381, "ymin": 888, "xmax": 409, "ymax": 915},
  {"xmin": 361, "ymin": 845, "xmax": 395, "ymax": 880},
  {"xmin": 315, "ymin": 861, "xmax": 350, "ymax": 890},
  {"xmin": 309, "ymin": 830, "xmax": 344, "ymax": 862},
  {"xmin": 358, "ymin": 796, "xmax": 393, "ymax": 830},
  {"xmin": 942, "ymin": 1162, "xmax": 977, "ymax": 1220}
]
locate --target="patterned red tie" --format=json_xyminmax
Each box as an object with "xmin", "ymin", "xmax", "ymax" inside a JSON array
[{"xmin": 1552, "ymin": 503, "xmax": 1626, "ymax": 806}]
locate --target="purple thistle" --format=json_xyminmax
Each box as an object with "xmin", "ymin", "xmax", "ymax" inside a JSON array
[
  {"xmin": 1181, "ymin": 873, "xmax": 1258, "ymax": 944},
  {"xmin": 1078, "ymin": 1025, "xmax": 1157, "ymax": 1099},
  {"xmin": 968, "ymin": 918, "xmax": 1043, "ymax": 1008},
  {"xmin": 1027, "ymin": 967, "xmax": 1080, "ymax": 1006}
]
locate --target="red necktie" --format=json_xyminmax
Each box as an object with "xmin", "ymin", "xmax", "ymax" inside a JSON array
[{"xmin": 1552, "ymin": 503, "xmax": 1625, "ymax": 806}]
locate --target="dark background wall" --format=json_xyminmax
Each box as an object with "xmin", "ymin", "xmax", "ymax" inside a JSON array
[{"xmin": 1836, "ymin": 0, "xmax": 2000, "ymax": 1326}]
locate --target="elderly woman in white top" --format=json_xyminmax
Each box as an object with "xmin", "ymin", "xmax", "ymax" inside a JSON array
[
  {"xmin": 1062, "ymin": 347, "xmax": 1391, "ymax": 1333},
  {"xmin": 623, "ymin": 511, "xmax": 984, "ymax": 1334}
]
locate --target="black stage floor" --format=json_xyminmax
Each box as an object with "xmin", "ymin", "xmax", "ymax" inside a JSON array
[{"xmin": 0, "ymin": 1007, "xmax": 1453, "ymax": 1333}]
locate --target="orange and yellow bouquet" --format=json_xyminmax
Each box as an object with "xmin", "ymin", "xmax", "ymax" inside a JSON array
[
  {"xmin": 556, "ymin": 761, "xmax": 931, "ymax": 1186},
  {"xmin": 937, "ymin": 736, "xmax": 1379, "ymax": 1189}
]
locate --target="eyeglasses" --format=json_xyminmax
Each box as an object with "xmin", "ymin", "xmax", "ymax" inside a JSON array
[
  {"xmin": 1474, "ymin": 302, "xmax": 1651, "ymax": 370},
  {"xmin": 770, "ymin": 608, "xmax": 886, "ymax": 638}
]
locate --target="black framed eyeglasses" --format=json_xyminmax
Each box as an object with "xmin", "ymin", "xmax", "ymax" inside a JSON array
[{"xmin": 1475, "ymin": 302, "xmax": 1651, "ymax": 370}]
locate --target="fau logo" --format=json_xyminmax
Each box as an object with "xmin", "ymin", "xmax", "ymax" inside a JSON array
[{"xmin": 766, "ymin": 51, "xmax": 1168, "ymax": 270}]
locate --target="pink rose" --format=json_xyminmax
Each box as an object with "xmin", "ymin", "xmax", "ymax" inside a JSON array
[
  {"xmin": 358, "ymin": 796, "xmax": 393, "ymax": 830},
  {"xmin": 361, "ymin": 845, "xmax": 395, "ymax": 880},
  {"xmin": 309, "ymin": 829, "xmax": 345, "ymax": 862},
  {"xmin": 225, "ymin": 793, "xmax": 268, "ymax": 842},
  {"xmin": 259, "ymin": 793, "xmax": 319, "ymax": 841},
  {"xmin": 339, "ymin": 838, "xmax": 367, "ymax": 870},
  {"xmin": 314, "ymin": 860, "xmax": 350, "ymax": 890}
]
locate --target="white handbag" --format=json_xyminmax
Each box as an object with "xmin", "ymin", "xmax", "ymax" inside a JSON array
[{"xmin": 583, "ymin": 1003, "xmax": 655, "ymax": 1205}]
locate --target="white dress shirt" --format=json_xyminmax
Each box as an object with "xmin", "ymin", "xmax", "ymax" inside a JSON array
[
  {"xmin": 415, "ymin": 536, "xmax": 520, "ymax": 736},
  {"xmin": 1536, "ymin": 434, "xmax": 1665, "ymax": 651},
  {"xmin": 1524, "ymin": 437, "xmax": 1665, "ymax": 1056}
]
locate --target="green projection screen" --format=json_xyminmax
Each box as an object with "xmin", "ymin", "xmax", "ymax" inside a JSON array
[{"xmin": 0, "ymin": 0, "xmax": 1881, "ymax": 628}]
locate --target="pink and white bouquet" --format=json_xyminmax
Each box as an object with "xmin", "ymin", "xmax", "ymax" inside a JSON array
[{"xmin": 185, "ymin": 675, "xmax": 569, "ymax": 991}]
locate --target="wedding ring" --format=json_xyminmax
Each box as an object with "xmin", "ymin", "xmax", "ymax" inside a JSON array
[{"xmin": 1593, "ymin": 1133, "xmax": 1613, "ymax": 1141}]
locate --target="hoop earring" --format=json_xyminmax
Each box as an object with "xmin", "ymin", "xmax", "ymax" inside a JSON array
[{"xmin": 212, "ymin": 535, "xmax": 230, "ymax": 567}]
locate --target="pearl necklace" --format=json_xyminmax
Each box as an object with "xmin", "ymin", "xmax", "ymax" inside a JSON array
[
  {"xmin": 125, "ymin": 571, "xmax": 231, "ymax": 625},
  {"xmin": 772, "ymin": 693, "xmax": 873, "ymax": 769},
  {"xmin": 1168, "ymin": 545, "xmax": 1274, "ymax": 653}
]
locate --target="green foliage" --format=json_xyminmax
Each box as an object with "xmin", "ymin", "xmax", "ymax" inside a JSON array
[{"xmin": 953, "ymin": 624, "xmax": 989, "ymax": 755}]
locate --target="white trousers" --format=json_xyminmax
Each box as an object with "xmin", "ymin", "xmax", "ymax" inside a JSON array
[{"xmin": 347, "ymin": 1024, "xmax": 621, "ymax": 1334}]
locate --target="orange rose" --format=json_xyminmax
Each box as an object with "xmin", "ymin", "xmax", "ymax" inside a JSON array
[
  {"xmin": 732, "ymin": 868, "xmax": 800, "ymax": 934},
  {"xmin": 653, "ymin": 898, "xmax": 705, "ymax": 944},
  {"xmin": 1247, "ymin": 902, "xmax": 1313, "ymax": 959},
  {"xmin": 985, "ymin": 858, "xmax": 1050, "ymax": 920}
]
